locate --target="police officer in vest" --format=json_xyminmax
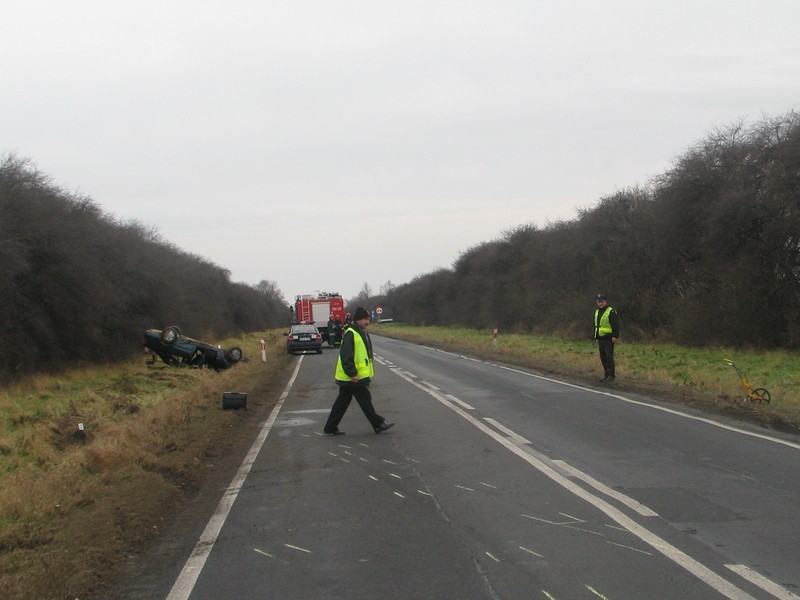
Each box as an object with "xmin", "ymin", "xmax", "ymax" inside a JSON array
[
  {"xmin": 593, "ymin": 294, "xmax": 619, "ymax": 382},
  {"xmin": 324, "ymin": 306, "xmax": 394, "ymax": 435}
]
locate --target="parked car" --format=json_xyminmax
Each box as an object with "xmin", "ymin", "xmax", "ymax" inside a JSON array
[
  {"xmin": 285, "ymin": 323, "xmax": 323, "ymax": 354},
  {"xmin": 142, "ymin": 326, "xmax": 243, "ymax": 371}
]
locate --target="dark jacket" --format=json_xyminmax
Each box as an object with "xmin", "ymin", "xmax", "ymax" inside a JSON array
[{"xmin": 336, "ymin": 323, "xmax": 373, "ymax": 386}]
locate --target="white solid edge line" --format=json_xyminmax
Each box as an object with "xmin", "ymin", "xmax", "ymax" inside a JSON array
[
  {"xmin": 165, "ymin": 356, "xmax": 305, "ymax": 600},
  {"xmin": 389, "ymin": 367, "xmax": 757, "ymax": 600},
  {"xmin": 389, "ymin": 336, "xmax": 800, "ymax": 451},
  {"xmin": 492, "ymin": 364, "xmax": 800, "ymax": 452},
  {"xmin": 725, "ymin": 564, "xmax": 800, "ymax": 600}
]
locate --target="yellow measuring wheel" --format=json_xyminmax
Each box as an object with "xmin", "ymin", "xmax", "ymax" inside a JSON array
[{"xmin": 723, "ymin": 358, "xmax": 771, "ymax": 404}]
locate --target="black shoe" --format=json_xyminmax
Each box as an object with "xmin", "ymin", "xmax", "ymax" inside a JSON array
[
  {"xmin": 374, "ymin": 422, "xmax": 394, "ymax": 434},
  {"xmin": 324, "ymin": 429, "xmax": 345, "ymax": 435}
]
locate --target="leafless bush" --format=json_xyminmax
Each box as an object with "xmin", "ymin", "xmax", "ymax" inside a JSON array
[
  {"xmin": 383, "ymin": 111, "xmax": 800, "ymax": 348},
  {"xmin": 0, "ymin": 155, "xmax": 288, "ymax": 381}
]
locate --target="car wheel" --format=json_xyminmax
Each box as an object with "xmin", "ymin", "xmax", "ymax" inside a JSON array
[
  {"xmin": 160, "ymin": 326, "xmax": 181, "ymax": 345},
  {"xmin": 226, "ymin": 346, "xmax": 243, "ymax": 363}
]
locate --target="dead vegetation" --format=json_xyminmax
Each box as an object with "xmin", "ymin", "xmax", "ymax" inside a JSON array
[{"xmin": 0, "ymin": 331, "xmax": 291, "ymax": 600}]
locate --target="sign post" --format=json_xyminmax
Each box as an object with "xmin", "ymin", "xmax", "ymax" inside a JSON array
[{"xmin": 260, "ymin": 339, "xmax": 267, "ymax": 363}]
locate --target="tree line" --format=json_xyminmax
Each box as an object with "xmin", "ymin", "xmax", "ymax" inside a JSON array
[
  {"xmin": 4, "ymin": 108, "xmax": 797, "ymax": 385},
  {"xmin": 0, "ymin": 155, "xmax": 288, "ymax": 381},
  {"xmin": 369, "ymin": 111, "xmax": 800, "ymax": 349}
]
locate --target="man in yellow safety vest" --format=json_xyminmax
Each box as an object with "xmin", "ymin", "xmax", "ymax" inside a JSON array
[
  {"xmin": 324, "ymin": 306, "xmax": 394, "ymax": 435},
  {"xmin": 593, "ymin": 294, "xmax": 619, "ymax": 382}
]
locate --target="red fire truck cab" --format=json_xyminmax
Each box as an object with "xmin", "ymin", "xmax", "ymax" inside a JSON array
[{"xmin": 294, "ymin": 292, "xmax": 345, "ymax": 344}]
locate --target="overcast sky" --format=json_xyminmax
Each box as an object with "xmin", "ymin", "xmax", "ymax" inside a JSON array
[{"xmin": 3, "ymin": 1, "xmax": 798, "ymax": 302}]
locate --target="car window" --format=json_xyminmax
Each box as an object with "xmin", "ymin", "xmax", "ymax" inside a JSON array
[{"xmin": 291, "ymin": 325, "xmax": 318, "ymax": 334}]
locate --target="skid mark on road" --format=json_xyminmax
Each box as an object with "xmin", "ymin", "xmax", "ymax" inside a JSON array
[
  {"xmin": 387, "ymin": 362, "xmax": 759, "ymax": 600},
  {"xmin": 519, "ymin": 545, "xmax": 544, "ymax": 558},
  {"xmin": 606, "ymin": 540, "xmax": 653, "ymax": 555},
  {"xmin": 585, "ymin": 584, "xmax": 610, "ymax": 599},
  {"xmin": 522, "ymin": 513, "xmax": 605, "ymax": 537},
  {"xmin": 166, "ymin": 357, "xmax": 305, "ymax": 600}
]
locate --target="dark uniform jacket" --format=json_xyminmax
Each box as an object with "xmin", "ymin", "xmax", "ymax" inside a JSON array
[{"xmin": 337, "ymin": 323, "xmax": 373, "ymax": 386}]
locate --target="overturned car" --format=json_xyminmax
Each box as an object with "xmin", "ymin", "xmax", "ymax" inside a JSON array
[{"xmin": 142, "ymin": 326, "xmax": 243, "ymax": 371}]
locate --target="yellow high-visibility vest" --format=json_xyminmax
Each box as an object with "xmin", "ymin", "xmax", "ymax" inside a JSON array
[
  {"xmin": 335, "ymin": 328, "xmax": 374, "ymax": 381},
  {"xmin": 594, "ymin": 306, "xmax": 614, "ymax": 338}
]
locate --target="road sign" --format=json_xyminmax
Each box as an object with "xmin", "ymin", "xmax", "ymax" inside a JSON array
[{"xmin": 376, "ymin": 307, "xmax": 383, "ymax": 315}]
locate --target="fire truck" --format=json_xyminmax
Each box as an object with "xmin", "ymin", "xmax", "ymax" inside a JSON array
[{"xmin": 294, "ymin": 292, "xmax": 346, "ymax": 343}]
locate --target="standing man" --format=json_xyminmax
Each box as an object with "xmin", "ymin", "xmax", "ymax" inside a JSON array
[
  {"xmin": 324, "ymin": 307, "xmax": 394, "ymax": 435},
  {"xmin": 593, "ymin": 294, "xmax": 619, "ymax": 382},
  {"xmin": 326, "ymin": 315, "xmax": 337, "ymax": 347}
]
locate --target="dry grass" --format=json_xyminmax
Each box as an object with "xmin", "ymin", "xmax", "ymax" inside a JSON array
[
  {"xmin": 0, "ymin": 330, "xmax": 290, "ymax": 600},
  {"xmin": 372, "ymin": 324, "xmax": 800, "ymax": 431},
  {"xmin": 5, "ymin": 324, "xmax": 797, "ymax": 597}
]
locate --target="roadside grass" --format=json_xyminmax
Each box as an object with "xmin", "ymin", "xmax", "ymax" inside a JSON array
[
  {"xmin": 0, "ymin": 329, "xmax": 290, "ymax": 600},
  {"xmin": 372, "ymin": 323, "xmax": 800, "ymax": 430},
  {"xmin": 5, "ymin": 323, "xmax": 798, "ymax": 597}
]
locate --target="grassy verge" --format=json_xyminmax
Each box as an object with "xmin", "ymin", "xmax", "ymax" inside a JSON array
[
  {"xmin": 0, "ymin": 330, "xmax": 291, "ymax": 600},
  {"xmin": 4, "ymin": 324, "xmax": 798, "ymax": 597},
  {"xmin": 371, "ymin": 323, "xmax": 800, "ymax": 432}
]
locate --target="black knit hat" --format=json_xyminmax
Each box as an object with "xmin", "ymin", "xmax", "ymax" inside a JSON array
[{"xmin": 353, "ymin": 307, "xmax": 370, "ymax": 321}]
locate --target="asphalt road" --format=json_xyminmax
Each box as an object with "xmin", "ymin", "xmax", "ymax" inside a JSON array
[{"xmin": 156, "ymin": 334, "xmax": 800, "ymax": 600}]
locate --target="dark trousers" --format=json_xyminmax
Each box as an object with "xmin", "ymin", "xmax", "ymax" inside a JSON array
[
  {"xmin": 324, "ymin": 384, "xmax": 384, "ymax": 432},
  {"xmin": 598, "ymin": 337, "xmax": 615, "ymax": 378}
]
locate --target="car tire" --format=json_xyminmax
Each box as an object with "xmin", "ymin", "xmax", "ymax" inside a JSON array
[
  {"xmin": 160, "ymin": 326, "xmax": 181, "ymax": 345},
  {"xmin": 226, "ymin": 346, "xmax": 243, "ymax": 363}
]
